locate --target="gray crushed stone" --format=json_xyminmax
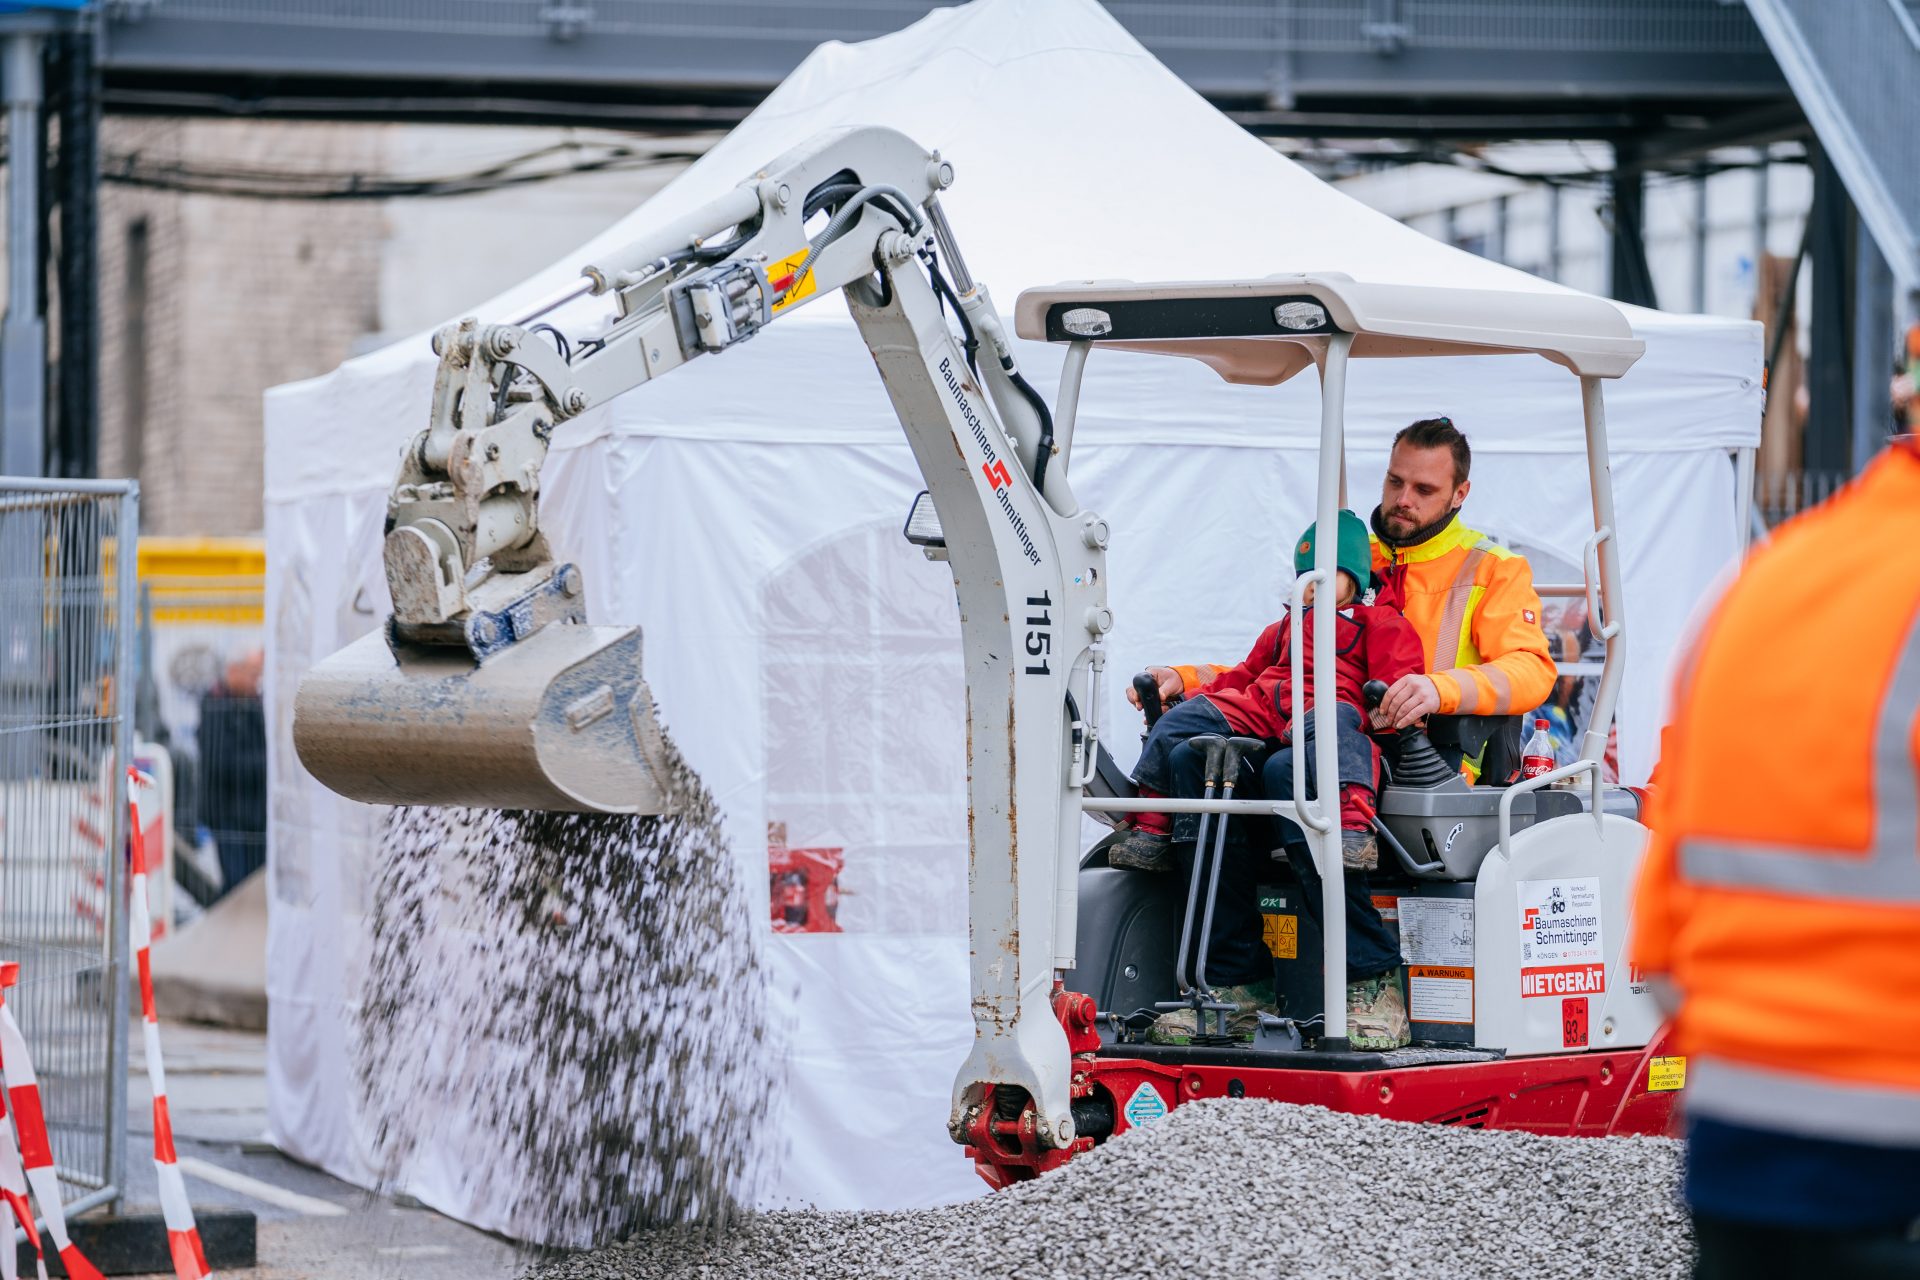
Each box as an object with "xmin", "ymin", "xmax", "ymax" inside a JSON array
[
  {"xmin": 523, "ymin": 1098, "xmax": 1690, "ymax": 1280},
  {"xmin": 1372, "ymin": 1045, "xmax": 1504, "ymax": 1067},
  {"xmin": 360, "ymin": 735, "xmax": 779, "ymax": 1249}
]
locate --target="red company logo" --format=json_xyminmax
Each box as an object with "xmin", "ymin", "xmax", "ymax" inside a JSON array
[
  {"xmin": 982, "ymin": 459, "xmax": 1012, "ymax": 490},
  {"xmin": 1522, "ymin": 907, "xmax": 1540, "ymax": 931}
]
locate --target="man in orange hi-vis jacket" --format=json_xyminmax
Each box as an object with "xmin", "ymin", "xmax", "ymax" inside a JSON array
[
  {"xmin": 1126, "ymin": 418, "xmax": 1557, "ymax": 1037},
  {"xmin": 1136, "ymin": 417, "xmax": 1557, "ymax": 782},
  {"xmin": 1632, "ymin": 434, "xmax": 1920, "ymax": 1277}
]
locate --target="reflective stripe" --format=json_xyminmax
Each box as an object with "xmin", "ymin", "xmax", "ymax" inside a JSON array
[
  {"xmin": 1480, "ymin": 665, "xmax": 1514, "ymax": 715},
  {"xmin": 1432, "ymin": 546, "xmax": 1488, "ymax": 668},
  {"xmin": 1681, "ymin": 605, "xmax": 1920, "ymax": 904},
  {"xmin": 1689, "ymin": 1055, "xmax": 1920, "ymax": 1146},
  {"xmin": 1431, "ymin": 666, "xmax": 1514, "ymax": 720},
  {"xmin": 1877, "ymin": 603, "xmax": 1920, "ymax": 875}
]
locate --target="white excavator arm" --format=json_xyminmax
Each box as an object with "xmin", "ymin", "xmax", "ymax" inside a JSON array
[{"xmin": 293, "ymin": 126, "xmax": 1111, "ymax": 1154}]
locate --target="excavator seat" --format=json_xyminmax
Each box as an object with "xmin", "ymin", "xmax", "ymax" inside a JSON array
[{"xmin": 1083, "ymin": 742, "xmax": 1139, "ymax": 830}]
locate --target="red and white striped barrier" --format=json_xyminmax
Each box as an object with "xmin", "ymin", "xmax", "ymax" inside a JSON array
[
  {"xmin": 0, "ymin": 1057, "xmax": 49, "ymax": 1280},
  {"xmin": 129, "ymin": 774, "xmax": 213, "ymax": 1280},
  {"xmin": 0, "ymin": 965, "xmax": 103, "ymax": 1280}
]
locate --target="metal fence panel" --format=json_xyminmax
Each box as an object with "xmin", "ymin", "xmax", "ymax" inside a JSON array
[
  {"xmin": 1755, "ymin": 467, "xmax": 1850, "ymax": 527},
  {"xmin": 0, "ymin": 479, "xmax": 134, "ymax": 1219}
]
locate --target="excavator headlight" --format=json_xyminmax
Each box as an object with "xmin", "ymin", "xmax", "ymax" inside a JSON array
[
  {"xmin": 1059, "ymin": 307, "xmax": 1113, "ymax": 338},
  {"xmin": 1273, "ymin": 301, "xmax": 1328, "ymax": 331},
  {"xmin": 902, "ymin": 489, "xmax": 947, "ymax": 554}
]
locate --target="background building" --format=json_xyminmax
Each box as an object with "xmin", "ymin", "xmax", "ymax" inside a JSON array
[{"xmin": 92, "ymin": 119, "xmax": 701, "ymax": 534}]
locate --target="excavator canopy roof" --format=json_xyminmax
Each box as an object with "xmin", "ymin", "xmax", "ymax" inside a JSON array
[{"xmin": 1012, "ymin": 272, "xmax": 1644, "ymax": 386}]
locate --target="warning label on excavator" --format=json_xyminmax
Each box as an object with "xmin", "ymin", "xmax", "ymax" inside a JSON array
[
  {"xmin": 1122, "ymin": 1082, "xmax": 1168, "ymax": 1129},
  {"xmin": 1648, "ymin": 1056, "xmax": 1687, "ymax": 1092},
  {"xmin": 1262, "ymin": 912, "xmax": 1298, "ymax": 959},
  {"xmin": 1409, "ymin": 966, "xmax": 1474, "ymax": 1024},
  {"xmin": 768, "ymin": 249, "xmax": 817, "ymax": 313},
  {"xmin": 1518, "ymin": 876, "xmax": 1604, "ymax": 998}
]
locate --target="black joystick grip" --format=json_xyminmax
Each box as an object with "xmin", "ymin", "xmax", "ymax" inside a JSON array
[
  {"xmin": 1364, "ymin": 677, "xmax": 1457, "ymax": 789},
  {"xmin": 1133, "ymin": 673, "xmax": 1165, "ymax": 729}
]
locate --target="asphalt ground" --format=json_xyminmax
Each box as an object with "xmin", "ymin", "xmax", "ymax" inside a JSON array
[{"xmin": 113, "ymin": 1021, "xmax": 529, "ymax": 1279}]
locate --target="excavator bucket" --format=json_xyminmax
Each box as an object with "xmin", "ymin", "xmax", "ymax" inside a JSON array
[{"xmin": 292, "ymin": 623, "xmax": 677, "ymax": 815}]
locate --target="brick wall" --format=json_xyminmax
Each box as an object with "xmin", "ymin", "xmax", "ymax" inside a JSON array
[
  {"xmin": 90, "ymin": 118, "xmax": 698, "ymax": 537},
  {"xmin": 97, "ymin": 118, "xmax": 389, "ymax": 536}
]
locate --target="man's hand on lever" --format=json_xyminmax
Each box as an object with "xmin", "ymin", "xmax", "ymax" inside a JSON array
[
  {"xmin": 1126, "ymin": 665, "xmax": 1185, "ymax": 712},
  {"xmin": 1377, "ymin": 673, "xmax": 1440, "ymax": 730}
]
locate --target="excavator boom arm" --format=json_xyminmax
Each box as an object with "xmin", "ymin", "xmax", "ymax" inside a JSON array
[{"xmin": 292, "ymin": 126, "xmax": 1109, "ymax": 1154}]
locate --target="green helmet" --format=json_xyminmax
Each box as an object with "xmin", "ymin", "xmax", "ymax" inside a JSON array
[{"xmin": 1293, "ymin": 509, "xmax": 1375, "ymax": 596}]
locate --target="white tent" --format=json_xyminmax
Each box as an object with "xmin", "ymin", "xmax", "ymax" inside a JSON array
[{"xmin": 262, "ymin": 0, "xmax": 1760, "ymax": 1232}]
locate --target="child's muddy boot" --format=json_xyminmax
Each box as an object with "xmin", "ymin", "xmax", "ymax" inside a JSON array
[{"xmin": 1109, "ymin": 825, "xmax": 1173, "ymax": 871}]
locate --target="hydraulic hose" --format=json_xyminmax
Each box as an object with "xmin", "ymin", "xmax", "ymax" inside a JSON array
[
  {"xmin": 924, "ymin": 252, "xmax": 980, "ymax": 373},
  {"xmin": 924, "ymin": 250, "xmax": 1052, "ymax": 492},
  {"xmin": 1007, "ymin": 363, "xmax": 1054, "ymax": 494},
  {"xmin": 779, "ymin": 183, "xmax": 924, "ymax": 305}
]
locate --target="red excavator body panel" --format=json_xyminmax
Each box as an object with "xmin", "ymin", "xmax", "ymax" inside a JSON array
[{"xmin": 963, "ymin": 1006, "xmax": 1682, "ymax": 1190}]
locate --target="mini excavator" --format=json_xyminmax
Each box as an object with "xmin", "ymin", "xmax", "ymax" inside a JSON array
[{"xmin": 294, "ymin": 127, "xmax": 1682, "ymax": 1191}]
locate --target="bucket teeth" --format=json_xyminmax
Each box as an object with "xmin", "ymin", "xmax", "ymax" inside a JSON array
[{"xmin": 293, "ymin": 623, "xmax": 678, "ymax": 815}]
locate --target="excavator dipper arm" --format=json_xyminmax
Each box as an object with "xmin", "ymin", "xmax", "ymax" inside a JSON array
[{"xmin": 292, "ymin": 126, "xmax": 1110, "ymax": 1154}]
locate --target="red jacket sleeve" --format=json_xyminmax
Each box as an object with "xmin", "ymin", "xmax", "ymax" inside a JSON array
[
  {"xmin": 1367, "ymin": 608, "xmax": 1425, "ymax": 687},
  {"xmin": 1192, "ymin": 620, "xmax": 1285, "ymax": 699}
]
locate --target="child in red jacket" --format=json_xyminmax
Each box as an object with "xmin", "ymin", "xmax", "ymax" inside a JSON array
[{"xmin": 1113, "ymin": 509, "xmax": 1423, "ymax": 873}]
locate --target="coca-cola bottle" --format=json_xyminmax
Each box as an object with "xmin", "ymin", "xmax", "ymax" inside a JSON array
[{"xmin": 1522, "ymin": 718, "xmax": 1555, "ymax": 780}]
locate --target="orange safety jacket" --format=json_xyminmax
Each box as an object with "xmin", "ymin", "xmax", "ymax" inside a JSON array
[
  {"xmin": 1631, "ymin": 438, "xmax": 1920, "ymax": 1146},
  {"xmin": 1171, "ymin": 514, "xmax": 1556, "ymax": 720}
]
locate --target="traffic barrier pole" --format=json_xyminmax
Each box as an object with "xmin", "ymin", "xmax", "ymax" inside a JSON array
[{"xmin": 129, "ymin": 775, "xmax": 213, "ymax": 1280}]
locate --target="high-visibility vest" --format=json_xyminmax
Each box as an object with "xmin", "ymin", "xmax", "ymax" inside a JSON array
[
  {"xmin": 1631, "ymin": 438, "xmax": 1920, "ymax": 1147},
  {"xmin": 1369, "ymin": 516, "xmax": 1556, "ymax": 719},
  {"xmin": 1175, "ymin": 515, "xmax": 1557, "ymax": 723}
]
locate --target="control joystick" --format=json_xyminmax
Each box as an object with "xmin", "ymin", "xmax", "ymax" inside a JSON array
[{"xmin": 1362, "ymin": 679, "xmax": 1459, "ymax": 790}]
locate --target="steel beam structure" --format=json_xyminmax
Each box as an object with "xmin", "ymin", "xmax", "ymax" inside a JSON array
[{"xmin": 97, "ymin": 0, "xmax": 1790, "ymax": 143}]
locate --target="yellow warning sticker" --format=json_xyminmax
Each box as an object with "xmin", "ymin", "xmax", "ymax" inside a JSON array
[
  {"xmin": 768, "ymin": 249, "xmax": 817, "ymax": 313},
  {"xmin": 1648, "ymin": 1056, "xmax": 1687, "ymax": 1092},
  {"xmin": 1262, "ymin": 913, "xmax": 1298, "ymax": 960}
]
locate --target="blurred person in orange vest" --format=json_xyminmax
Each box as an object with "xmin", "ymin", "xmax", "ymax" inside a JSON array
[
  {"xmin": 1896, "ymin": 322, "xmax": 1919, "ymax": 433},
  {"xmin": 1631, "ymin": 433, "xmax": 1920, "ymax": 1277},
  {"xmin": 1134, "ymin": 417, "xmax": 1557, "ymax": 782}
]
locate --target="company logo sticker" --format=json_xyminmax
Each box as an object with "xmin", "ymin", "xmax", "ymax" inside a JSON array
[{"xmin": 1518, "ymin": 877, "xmax": 1605, "ymax": 998}]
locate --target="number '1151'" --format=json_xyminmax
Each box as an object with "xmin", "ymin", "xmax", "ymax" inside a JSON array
[{"xmin": 1024, "ymin": 591, "xmax": 1051, "ymax": 676}]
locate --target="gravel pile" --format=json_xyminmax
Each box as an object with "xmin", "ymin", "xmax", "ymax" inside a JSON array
[
  {"xmin": 360, "ymin": 735, "xmax": 779, "ymax": 1249},
  {"xmin": 526, "ymin": 1098, "xmax": 1689, "ymax": 1280}
]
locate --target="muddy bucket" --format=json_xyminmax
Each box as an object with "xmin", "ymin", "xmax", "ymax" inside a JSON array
[{"xmin": 293, "ymin": 623, "xmax": 677, "ymax": 814}]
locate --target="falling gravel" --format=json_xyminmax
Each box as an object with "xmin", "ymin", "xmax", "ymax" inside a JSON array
[
  {"xmin": 524, "ymin": 1099, "xmax": 1689, "ymax": 1280},
  {"xmin": 358, "ymin": 736, "xmax": 778, "ymax": 1249}
]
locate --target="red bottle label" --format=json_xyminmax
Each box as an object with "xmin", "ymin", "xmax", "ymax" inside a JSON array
[{"xmin": 1522, "ymin": 754, "xmax": 1554, "ymax": 780}]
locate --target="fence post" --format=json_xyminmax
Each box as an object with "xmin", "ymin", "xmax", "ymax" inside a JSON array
[{"xmin": 103, "ymin": 482, "xmax": 136, "ymax": 1213}]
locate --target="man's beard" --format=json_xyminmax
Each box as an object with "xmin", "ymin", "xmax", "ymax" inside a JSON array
[
  {"xmin": 1371, "ymin": 501, "xmax": 1462, "ymax": 550},
  {"xmin": 1381, "ymin": 507, "xmax": 1422, "ymax": 537}
]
